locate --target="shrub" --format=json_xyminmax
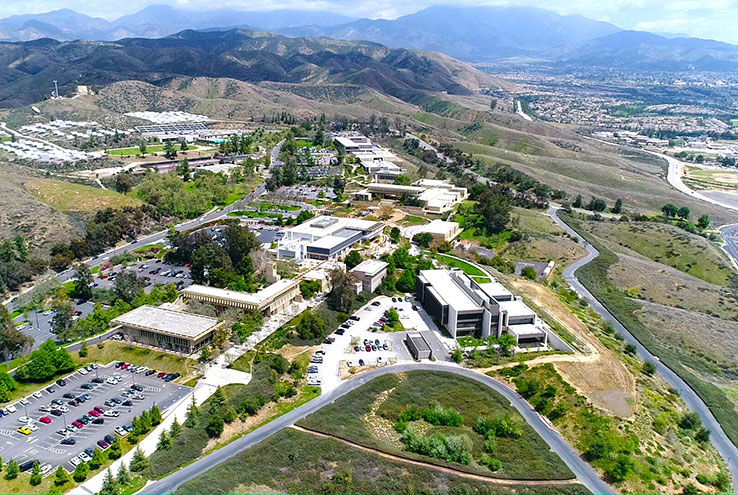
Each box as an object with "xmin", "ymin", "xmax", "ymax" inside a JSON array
[
  {"xmin": 206, "ymin": 414, "xmax": 225, "ymax": 438},
  {"xmin": 679, "ymin": 412, "xmax": 701, "ymax": 430},
  {"xmin": 642, "ymin": 361, "xmax": 656, "ymax": 376},
  {"xmin": 479, "ymin": 454, "xmax": 502, "ymax": 471},
  {"xmin": 423, "ymin": 405, "xmax": 463, "ymax": 427}
]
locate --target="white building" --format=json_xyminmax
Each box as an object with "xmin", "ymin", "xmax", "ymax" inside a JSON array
[
  {"xmin": 277, "ymin": 216, "xmax": 384, "ymax": 261},
  {"xmin": 350, "ymin": 259, "xmax": 389, "ymax": 293}
]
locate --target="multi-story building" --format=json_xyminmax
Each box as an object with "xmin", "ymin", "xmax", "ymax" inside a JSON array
[
  {"xmin": 354, "ymin": 179, "xmax": 468, "ymax": 214},
  {"xmin": 182, "ymin": 278, "xmax": 301, "ymax": 317},
  {"xmin": 350, "ymin": 259, "xmax": 389, "ymax": 293},
  {"xmin": 277, "ymin": 216, "xmax": 383, "ymax": 261},
  {"xmin": 415, "ymin": 268, "xmax": 549, "ymax": 347}
]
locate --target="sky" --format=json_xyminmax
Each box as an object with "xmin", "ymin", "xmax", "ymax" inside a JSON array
[{"xmin": 7, "ymin": 0, "xmax": 738, "ymax": 44}]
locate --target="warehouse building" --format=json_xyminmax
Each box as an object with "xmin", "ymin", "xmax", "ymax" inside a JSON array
[
  {"xmin": 277, "ymin": 216, "xmax": 383, "ymax": 261},
  {"xmin": 415, "ymin": 268, "xmax": 549, "ymax": 347},
  {"xmin": 350, "ymin": 259, "xmax": 389, "ymax": 293},
  {"xmin": 111, "ymin": 305, "xmax": 223, "ymax": 355}
]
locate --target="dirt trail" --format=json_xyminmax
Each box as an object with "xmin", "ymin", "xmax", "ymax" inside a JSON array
[
  {"xmin": 508, "ymin": 279, "xmax": 635, "ymax": 417},
  {"xmin": 292, "ymin": 425, "xmax": 580, "ymax": 486}
]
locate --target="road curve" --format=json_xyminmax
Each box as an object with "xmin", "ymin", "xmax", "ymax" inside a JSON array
[
  {"xmin": 143, "ymin": 363, "xmax": 613, "ymax": 495},
  {"xmin": 548, "ymin": 207, "xmax": 738, "ymax": 494}
]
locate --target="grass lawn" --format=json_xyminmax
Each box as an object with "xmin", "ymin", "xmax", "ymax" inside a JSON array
[
  {"xmin": 258, "ymin": 202, "xmax": 301, "ymax": 211},
  {"xmin": 434, "ymin": 254, "xmax": 487, "ymax": 277},
  {"xmin": 175, "ymin": 428, "xmax": 589, "ymax": 495},
  {"xmin": 133, "ymin": 244, "xmax": 166, "ymax": 253},
  {"xmin": 400, "ymin": 215, "xmax": 428, "ymax": 226},
  {"xmin": 25, "ymin": 179, "xmax": 142, "ymax": 212},
  {"xmin": 106, "ymin": 145, "xmax": 165, "ymax": 156},
  {"xmin": 76, "ymin": 342, "xmax": 199, "ymax": 385},
  {"xmin": 297, "ymin": 370, "xmax": 574, "ymax": 481},
  {"xmin": 227, "ymin": 210, "xmax": 282, "ymax": 219}
]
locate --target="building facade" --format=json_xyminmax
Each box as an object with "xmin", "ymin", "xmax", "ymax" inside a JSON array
[
  {"xmin": 182, "ymin": 278, "xmax": 301, "ymax": 317},
  {"xmin": 277, "ymin": 216, "xmax": 383, "ymax": 261},
  {"xmin": 350, "ymin": 259, "xmax": 389, "ymax": 293}
]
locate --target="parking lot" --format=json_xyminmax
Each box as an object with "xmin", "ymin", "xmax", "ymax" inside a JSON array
[
  {"xmin": 307, "ymin": 295, "xmax": 450, "ymax": 391},
  {"xmin": 14, "ymin": 301, "xmax": 95, "ymax": 349},
  {"xmin": 0, "ymin": 363, "xmax": 189, "ymax": 474},
  {"xmin": 96, "ymin": 258, "xmax": 192, "ymax": 292}
]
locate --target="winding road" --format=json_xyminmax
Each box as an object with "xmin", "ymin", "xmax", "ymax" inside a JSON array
[
  {"xmin": 548, "ymin": 206, "xmax": 738, "ymax": 494},
  {"xmin": 142, "ymin": 363, "xmax": 613, "ymax": 495}
]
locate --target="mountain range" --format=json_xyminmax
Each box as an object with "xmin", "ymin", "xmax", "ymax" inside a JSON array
[
  {"xmin": 0, "ymin": 29, "xmax": 508, "ymax": 108},
  {"xmin": 1, "ymin": 4, "xmax": 738, "ymax": 72}
]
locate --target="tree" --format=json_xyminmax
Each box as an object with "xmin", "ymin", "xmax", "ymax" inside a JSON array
[
  {"xmin": 327, "ymin": 269, "xmax": 357, "ymax": 313},
  {"xmin": 681, "ymin": 484, "xmax": 699, "ymax": 495},
  {"xmin": 345, "ymin": 250, "xmax": 362, "ymax": 270},
  {"xmin": 100, "ymin": 468, "xmax": 120, "ymax": 495},
  {"xmin": 476, "ymin": 187, "xmax": 512, "ymax": 234},
  {"xmin": 114, "ymin": 270, "xmax": 147, "ymax": 303},
  {"xmin": 677, "ymin": 206, "xmax": 690, "ymax": 220},
  {"xmin": 157, "ymin": 430, "xmax": 172, "ymax": 451},
  {"xmin": 108, "ymin": 439, "xmax": 122, "ymax": 460},
  {"xmin": 390, "ymin": 227, "xmax": 401, "ymax": 243},
  {"xmin": 89, "ymin": 448, "xmax": 105, "ymax": 469},
  {"xmin": 116, "ymin": 463, "xmax": 131, "ymax": 486},
  {"xmin": 695, "ymin": 427, "xmax": 711, "ymax": 443},
  {"xmin": 185, "ymin": 394, "xmax": 199, "ymax": 428},
  {"xmin": 138, "ymin": 141, "xmax": 147, "ymax": 156},
  {"xmin": 679, "ymin": 412, "xmax": 701, "ymax": 430},
  {"xmin": 51, "ymin": 295, "xmax": 75, "ymax": 336},
  {"xmin": 170, "ymin": 417, "xmax": 182, "ymax": 438},
  {"xmin": 498, "ymin": 333, "xmax": 517, "ymax": 357},
  {"xmin": 206, "ymin": 414, "xmax": 225, "ymax": 438},
  {"xmin": 54, "ymin": 464, "xmax": 70, "ymax": 486},
  {"xmin": 163, "ymin": 140, "xmax": 177, "ymax": 160},
  {"xmin": 72, "ymin": 461, "xmax": 89, "ymax": 482},
  {"xmin": 393, "ymin": 174, "xmax": 412, "ymax": 186},
  {"xmin": 115, "ymin": 173, "xmax": 134, "ymax": 194},
  {"xmin": 30, "ymin": 460, "xmax": 42, "ymax": 486},
  {"xmin": 74, "ymin": 263, "xmax": 94, "ymax": 301},
  {"xmin": 79, "ymin": 340, "xmax": 88, "ymax": 358},
  {"xmin": 297, "ymin": 310, "xmax": 327, "ymax": 340},
  {"xmin": 607, "ymin": 453, "xmax": 634, "ymax": 481},
  {"xmin": 5, "ymin": 459, "xmax": 19, "ymax": 480},
  {"xmin": 521, "ymin": 266, "xmax": 537, "ymax": 280},
  {"xmin": 612, "ymin": 198, "xmax": 623, "ymax": 214},
  {"xmin": 176, "ymin": 159, "xmax": 191, "ymax": 181},
  {"xmin": 150, "ymin": 403, "xmax": 162, "ymax": 426},
  {"xmin": 662, "ymin": 203, "xmax": 678, "ymax": 218},
  {"xmin": 697, "ymin": 214, "xmax": 710, "ymax": 229},
  {"xmin": 573, "ymin": 194, "xmax": 583, "ymax": 208},
  {"xmin": 412, "ymin": 233, "xmax": 434, "ymax": 248},
  {"xmin": 586, "ymin": 197, "xmax": 607, "ymax": 212},
  {"xmin": 451, "ymin": 348, "xmax": 463, "ymax": 363},
  {"xmin": 641, "ymin": 361, "xmax": 656, "ymax": 376},
  {"xmin": 129, "ymin": 447, "xmax": 149, "ymax": 473},
  {"xmin": 395, "ymin": 269, "xmax": 416, "ymax": 293}
]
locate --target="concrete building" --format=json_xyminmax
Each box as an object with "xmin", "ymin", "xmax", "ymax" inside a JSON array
[
  {"xmin": 354, "ymin": 180, "xmax": 468, "ymax": 214},
  {"xmin": 333, "ymin": 132, "xmax": 373, "ymax": 153},
  {"xmin": 405, "ymin": 332, "xmax": 432, "ymax": 360},
  {"xmin": 415, "ymin": 268, "xmax": 549, "ymax": 347},
  {"xmin": 363, "ymin": 161, "xmax": 407, "ymax": 182},
  {"xmin": 182, "ymin": 278, "xmax": 301, "ymax": 317},
  {"xmin": 277, "ymin": 216, "xmax": 383, "ymax": 261},
  {"xmin": 405, "ymin": 219, "xmax": 462, "ymax": 243},
  {"xmin": 350, "ymin": 259, "xmax": 389, "ymax": 293},
  {"xmin": 111, "ymin": 305, "xmax": 223, "ymax": 355}
]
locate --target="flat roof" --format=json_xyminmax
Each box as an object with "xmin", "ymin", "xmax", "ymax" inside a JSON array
[
  {"xmin": 507, "ymin": 324, "xmax": 546, "ymax": 337},
  {"xmin": 499, "ymin": 299, "xmax": 536, "ymax": 319},
  {"xmin": 351, "ymin": 259, "xmax": 388, "ymax": 276},
  {"xmin": 415, "ymin": 219, "xmax": 459, "ymax": 235},
  {"xmin": 287, "ymin": 215, "xmax": 382, "ymax": 238},
  {"xmin": 112, "ymin": 305, "xmax": 219, "ymax": 339},
  {"xmin": 420, "ymin": 269, "xmax": 479, "ymax": 312},
  {"xmin": 407, "ymin": 332, "xmax": 431, "ymax": 352},
  {"xmin": 183, "ymin": 278, "xmax": 299, "ymax": 307},
  {"xmin": 478, "ymin": 281, "xmax": 512, "ymax": 299}
]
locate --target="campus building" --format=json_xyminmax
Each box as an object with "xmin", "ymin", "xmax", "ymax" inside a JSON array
[
  {"xmin": 415, "ymin": 268, "xmax": 549, "ymax": 347},
  {"xmin": 353, "ymin": 179, "xmax": 468, "ymax": 214},
  {"xmin": 181, "ymin": 278, "xmax": 301, "ymax": 317},
  {"xmin": 405, "ymin": 332, "xmax": 432, "ymax": 360},
  {"xmin": 404, "ymin": 219, "xmax": 462, "ymax": 243},
  {"xmin": 277, "ymin": 216, "xmax": 383, "ymax": 261},
  {"xmin": 350, "ymin": 259, "xmax": 389, "ymax": 293},
  {"xmin": 111, "ymin": 305, "xmax": 224, "ymax": 355}
]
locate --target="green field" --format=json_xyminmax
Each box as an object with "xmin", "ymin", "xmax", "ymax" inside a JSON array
[
  {"xmin": 297, "ymin": 370, "xmax": 574, "ymax": 481},
  {"xmin": 175, "ymin": 428, "xmax": 589, "ymax": 495},
  {"xmin": 25, "ymin": 179, "xmax": 142, "ymax": 212},
  {"xmin": 106, "ymin": 145, "xmax": 165, "ymax": 155},
  {"xmin": 434, "ymin": 254, "xmax": 487, "ymax": 277},
  {"xmin": 227, "ymin": 210, "xmax": 283, "ymax": 219}
]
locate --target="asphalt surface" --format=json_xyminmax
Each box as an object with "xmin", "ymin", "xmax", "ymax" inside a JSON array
[
  {"xmin": 13, "ymin": 302, "xmax": 95, "ymax": 349},
  {"xmin": 549, "ymin": 207, "xmax": 738, "ymax": 494},
  {"xmin": 143, "ymin": 363, "xmax": 612, "ymax": 495},
  {"xmin": 719, "ymin": 224, "xmax": 738, "ymax": 269},
  {"xmin": 1, "ymin": 364, "xmax": 188, "ymax": 473}
]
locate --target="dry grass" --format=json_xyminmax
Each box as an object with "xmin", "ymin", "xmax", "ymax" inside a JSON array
[{"xmin": 25, "ymin": 179, "xmax": 142, "ymax": 212}]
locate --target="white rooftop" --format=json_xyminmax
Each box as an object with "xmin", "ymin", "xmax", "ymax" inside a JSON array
[
  {"xmin": 112, "ymin": 305, "xmax": 218, "ymax": 338},
  {"xmin": 478, "ymin": 281, "xmax": 512, "ymax": 299},
  {"xmin": 507, "ymin": 323, "xmax": 546, "ymax": 337},
  {"xmin": 183, "ymin": 279, "xmax": 298, "ymax": 307},
  {"xmin": 500, "ymin": 299, "xmax": 536, "ymax": 319},
  {"xmin": 420, "ymin": 269, "xmax": 479, "ymax": 312},
  {"xmin": 286, "ymin": 215, "xmax": 381, "ymax": 238},
  {"xmin": 415, "ymin": 219, "xmax": 459, "ymax": 235},
  {"xmin": 351, "ymin": 259, "xmax": 388, "ymax": 276}
]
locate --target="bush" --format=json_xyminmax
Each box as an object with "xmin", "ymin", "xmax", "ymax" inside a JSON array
[
  {"xmin": 423, "ymin": 405, "xmax": 463, "ymax": 427},
  {"xmin": 679, "ymin": 412, "xmax": 701, "ymax": 430},
  {"xmin": 401, "ymin": 425, "xmax": 472, "ymax": 465},
  {"xmin": 206, "ymin": 414, "xmax": 225, "ymax": 438},
  {"xmin": 479, "ymin": 454, "xmax": 501, "ymax": 471},
  {"xmin": 72, "ymin": 461, "xmax": 89, "ymax": 482},
  {"xmin": 641, "ymin": 361, "xmax": 656, "ymax": 376}
]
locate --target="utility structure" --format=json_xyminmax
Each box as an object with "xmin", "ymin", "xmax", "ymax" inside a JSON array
[{"xmin": 52, "ymin": 80, "xmax": 59, "ymax": 99}]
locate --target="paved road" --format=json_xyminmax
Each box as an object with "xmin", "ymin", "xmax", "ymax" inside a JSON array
[
  {"xmin": 548, "ymin": 207, "xmax": 738, "ymax": 494},
  {"xmin": 143, "ymin": 363, "xmax": 612, "ymax": 495}
]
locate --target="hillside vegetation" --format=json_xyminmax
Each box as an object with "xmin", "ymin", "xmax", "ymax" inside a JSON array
[{"xmin": 25, "ymin": 179, "xmax": 142, "ymax": 212}]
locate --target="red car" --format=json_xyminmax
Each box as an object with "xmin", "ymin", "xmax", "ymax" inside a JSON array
[
  {"xmin": 365, "ymin": 344, "xmax": 371, "ymax": 351},
  {"xmin": 157, "ymin": 372, "xmax": 166, "ymax": 379},
  {"xmin": 94, "ymin": 406, "xmax": 105, "ymax": 413},
  {"xmin": 39, "ymin": 416, "xmax": 51, "ymax": 424},
  {"xmin": 88, "ymin": 410, "xmax": 100, "ymax": 417},
  {"xmin": 72, "ymin": 421, "xmax": 83, "ymax": 428},
  {"xmin": 121, "ymin": 364, "xmax": 129, "ymax": 370}
]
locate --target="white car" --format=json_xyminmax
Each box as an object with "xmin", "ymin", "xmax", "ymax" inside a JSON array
[
  {"xmin": 106, "ymin": 377, "xmax": 117, "ymax": 385},
  {"xmin": 19, "ymin": 398, "xmax": 29, "ymax": 405},
  {"xmin": 32, "ymin": 391, "xmax": 43, "ymax": 399},
  {"xmin": 5, "ymin": 404, "xmax": 16, "ymax": 414},
  {"xmin": 18, "ymin": 416, "xmax": 32, "ymax": 424},
  {"xmin": 78, "ymin": 368, "xmax": 88, "ymax": 375},
  {"xmin": 39, "ymin": 405, "xmax": 51, "ymax": 412},
  {"xmin": 40, "ymin": 464, "xmax": 52, "ymax": 476},
  {"xmin": 78, "ymin": 452, "xmax": 92, "ymax": 463},
  {"xmin": 114, "ymin": 426, "xmax": 128, "ymax": 437},
  {"xmin": 57, "ymin": 405, "xmax": 69, "ymax": 413},
  {"xmin": 27, "ymin": 423, "xmax": 39, "ymax": 431},
  {"xmin": 104, "ymin": 410, "xmax": 120, "ymax": 417},
  {"xmin": 69, "ymin": 456, "xmax": 82, "ymax": 467}
]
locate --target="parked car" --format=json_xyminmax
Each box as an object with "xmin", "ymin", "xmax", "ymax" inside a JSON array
[
  {"xmin": 92, "ymin": 417, "xmax": 104, "ymax": 425},
  {"xmin": 50, "ymin": 410, "xmax": 62, "ymax": 417},
  {"xmin": 88, "ymin": 410, "xmax": 100, "ymax": 418},
  {"xmin": 104, "ymin": 434, "xmax": 115, "ymax": 444},
  {"xmin": 19, "ymin": 398, "xmax": 28, "ymax": 405},
  {"xmin": 97, "ymin": 439, "xmax": 109, "ymax": 449},
  {"xmin": 61, "ymin": 437, "xmax": 76, "ymax": 445},
  {"xmin": 72, "ymin": 421, "xmax": 83, "ymax": 428},
  {"xmin": 104, "ymin": 410, "xmax": 119, "ymax": 417},
  {"xmin": 17, "ymin": 426, "xmax": 32, "ymax": 435},
  {"xmin": 39, "ymin": 416, "xmax": 51, "ymax": 424},
  {"xmin": 56, "ymin": 379, "xmax": 67, "ymax": 387},
  {"xmin": 32, "ymin": 391, "xmax": 43, "ymax": 399}
]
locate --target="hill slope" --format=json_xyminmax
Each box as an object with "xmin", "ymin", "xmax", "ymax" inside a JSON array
[{"xmin": 0, "ymin": 29, "xmax": 510, "ymax": 108}]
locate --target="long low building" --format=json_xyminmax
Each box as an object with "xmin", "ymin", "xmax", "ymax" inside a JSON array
[
  {"xmin": 415, "ymin": 268, "xmax": 549, "ymax": 347},
  {"xmin": 277, "ymin": 216, "xmax": 383, "ymax": 261},
  {"xmin": 182, "ymin": 278, "xmax": 301, "ymax": 317},
  {"xmin": 354, "ymin": 179, "xmax": 468, "ymax": 213},
  {"xmin": 111, "ymin": 305, "xmax": 223, "ymax": 355}
]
